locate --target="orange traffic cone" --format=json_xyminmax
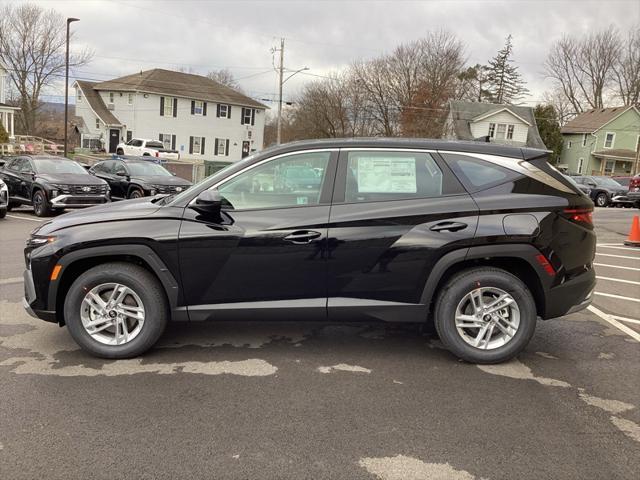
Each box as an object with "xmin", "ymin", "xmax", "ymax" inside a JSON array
[{"xmin": 624, "ymin": 215, "xmax": 640, "ymax": 247}]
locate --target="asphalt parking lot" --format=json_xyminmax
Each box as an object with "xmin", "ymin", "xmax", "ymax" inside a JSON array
[{"xmin": 1, "ymin": 206, "xmax": 639, "ymax": 480}]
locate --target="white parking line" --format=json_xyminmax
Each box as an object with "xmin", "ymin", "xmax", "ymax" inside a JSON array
[
  {"xmin": 587, "ymin": 305, "xmax": 640, "ymax": 343},
  {"xmin": 594, "ymin": 263, "xmax": 640, "ymax": 272},
  {"xmin": 0, "ymin": 277, "xmax": 22, "ymax": 286},
  {"xmin": 596, "ymin": 253, "xmax": 640, "ymax": 261},
  {"xmin": 594, "ymin": 292, "xmax": 640, "ymax": 303},
  {"xmin": 613, "ymin": 316, "xmax": 640, "ymax": 325},
  {"xmin": 6, "ymin": 214, "xmax": 42, "ymax": 222},
  {"xmin": 596, "ymin": 276, "xmax": 640, "ymax": 286},
  {"xmin": 597, "ymin": 244, "xmax": 640, "ymax": 252}
]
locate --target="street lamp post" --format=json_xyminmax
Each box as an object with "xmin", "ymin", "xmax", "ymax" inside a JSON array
[
  {"xmin": 276, "ymin": 66, "xmax": 309, "ymax": 144},
  {"xmin": 64, "ymin": 17, "xmax": 79, "ymax": 158}
]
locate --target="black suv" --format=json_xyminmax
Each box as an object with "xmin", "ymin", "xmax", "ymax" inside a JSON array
[
  {"xmin": 1, "ymin": 155, "xmax": 110, "ymax": 216},
  {"xmin": 572, "ymin": 175, "xmax": 627, "ymax": 207},
  {"xmin": 89, "ymin": 158, "xmax": 192, "ymax": 199},
  {"xmin": 23, "ymin": 139, "xmax": 596, "ymax": 364}
]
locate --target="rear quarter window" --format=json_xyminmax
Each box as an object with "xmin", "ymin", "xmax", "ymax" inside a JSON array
[{"xmin": 442, "ymin": 153, "xmax": 522, "ymax": 193}]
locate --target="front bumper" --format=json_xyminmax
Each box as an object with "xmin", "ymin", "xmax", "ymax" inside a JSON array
[
  {"xmin": 23, "ymin": 268, "xmax": 56, "ymax": 323},
  {"xmin": 50, "ymin": 194, "xmax": 109, "ymax": 208}
]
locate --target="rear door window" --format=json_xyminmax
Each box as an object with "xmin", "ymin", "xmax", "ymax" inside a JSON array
[{"xmin": 443, "ymin": 154, "xmax": 522, "ymax": 193}]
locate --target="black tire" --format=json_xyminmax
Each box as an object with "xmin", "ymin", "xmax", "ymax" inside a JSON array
[
  {"xmin": 434, "ymin": 267, "xmax": 537, "ymax": 364},
  {"xmin": 128, "ymin": 187, "xmax": 144, "ymax": 199},
  {"xmin": 32, "ymin": 190, "xmax": 52, "ymax": 217},
  {"xmin": 116, "ymin": 148, "xmax": 124, "ymax": 155},
  {"xmin": 6, "ymin": 202, "xmax": 15, "ymax": 212},
  {"xmin": 0, "ymin": 207, "xmax": 6, "ymax": 219},
  {"xmin": 594, "ymin": 192, "xmax": 609, "ymax": 207},
  {"xmin": 63, "ymin": 262, "xmax": 169, "ymax": 358}
]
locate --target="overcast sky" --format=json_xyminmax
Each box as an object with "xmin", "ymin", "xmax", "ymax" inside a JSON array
[{"xmin": 17, "ymin": 0, "xmax": 640, "ymax": 110}]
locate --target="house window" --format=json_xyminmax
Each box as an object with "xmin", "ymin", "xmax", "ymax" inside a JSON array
[
  {"xmin": 495, "ymin": 124, "xmax": 507, "ymax": 140},
  {"xmin": 218, "ymin": 104, "xmax": 230, "ymax": 118},
  {"xmin": 241, "ymin": 107, "xmax": 255, "ymax": 125},
  {"xmin": 162, "ymin": 96, "xmax": 175, "ymax": 116},
  {"xmin": 193, "ymin": 100, "xmax": 204, "ymax": 115},
  {"xmin": 215, "ymin": 138, "xmax": 229, "ymax": 156},
  {"xmin": 604, "ymin": 132, "xmax": 615, "ymax": 149},
  {"xmin": 126, "ymin": 131, "xmax": 133, "ymax": 142},
  {"xmin": 577, "ymin": 158, "xmax": 584, "ymax": 174},
  {"xmin": 159, "ymin": 133, "xmax": 172, "ymax": 149},
  {"xmin": 95, "ymin": 118, "xmax": 100, "ymax": 129},
  {"xmin": 77, "ymin": 90, "xmax": 82, "ymax": 103},
  {"xmin": 604, "ymin": 160, "xmax": 614, "ymax": 174},
  {"xmin": 582, "ymin": 134, "xmax": 587, "ymax": 147},
  {"xmin": 190, "ymin": 136, "xmax": 205, "ymax": 155},
  {"xmin": 507, "ymin": 125, "xmax": 514, "ymax": 140},
  {"xmin": 128, "ymin": 93, "xmax": 134, "ymax": 105},
  {"xmin": 109, "ymin": 92, "xmax": 114, "ymax": 104},
  {"xmin": 567, "ymin": 141, "xmax": 572, "ymax": 149},
  {"xmin": 488, "ymin": 123, "xmax": 496, "ymax": 138}
]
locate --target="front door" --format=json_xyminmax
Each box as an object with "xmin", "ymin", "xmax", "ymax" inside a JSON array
[
  {"xmin": 178, "ymin": 150, "xmax": 338, "ymax": 321},
  {"xmin": 108, "ymin": 129, "xmax": 119, "ymax": 153},
  {"xmin": 326, "ymin": 149, "xmax": 479, "ymax": 321},
  {"xmin": 241, "ymin": 141, "xmax": 250, "ymax": 158}
]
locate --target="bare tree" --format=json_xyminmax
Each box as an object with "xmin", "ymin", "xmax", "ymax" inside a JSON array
[
  {"xmin": 206, "ymin": 68, "xmax": 243, "ymax": 92},
  {"xmin": 542, "ymin": 88, "xmax": 574, "ymax": 125},
  {"xmin": 545, "ymin": 26, "xmax": 622, "ymax": 112},
  {"xmin": 613, "ymin": 27, "xmax": 640, "ymax": 106},
  {"xmin": 350, "ymin": 58, "xmax": 398, "ymax": 136},
  {"xmin": 0, "ymin": 3, "xmax": 92, "ymax": 134}
]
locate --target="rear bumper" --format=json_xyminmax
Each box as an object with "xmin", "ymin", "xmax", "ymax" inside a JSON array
[
  {"xmin": 543, "ymin": 268, "xmax": 596, "ymax": 319},
  {"xmin": 50, "ymin": 194, "xmax": 109, "ymax": 208}
]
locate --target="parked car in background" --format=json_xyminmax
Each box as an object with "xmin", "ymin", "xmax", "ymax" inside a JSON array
[
  {"xmin": 571, "ymin": 175, "xmax": 628, "ymax": 207},
  {"xmin": 115, "ymin": 138, "xmax": 180, "ymax": 160},
  {"xmin": 24, "ymin": 139, "xmax": 595, "ymax": 364},
  {"xmin": 627, "ymin": 174, "xmax": 640, "ymax": 207},
  {"xmin": 563, "ymin": 174, "xmax": 591, "ymax": 197},
  {"xmin": 89, "ymin": 158, "xmax": 192, "ymax": 199},
  {"xmin": 0, "ymin": 177, "xmax": 8, "ymax": 218},
  {"xmin": 0, "ymin": 155, "xmax": 110, "ymax": 217}
]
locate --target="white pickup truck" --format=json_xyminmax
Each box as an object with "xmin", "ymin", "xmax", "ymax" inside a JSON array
[{"xmin": 115, "ymin": 138, "xmax": 180, "ymax": 160}]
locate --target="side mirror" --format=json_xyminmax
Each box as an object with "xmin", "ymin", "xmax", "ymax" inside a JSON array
[
  {"xmin": 116, "ymin": 171, "xmax": 127, "ymax": 177},
  {"xmin": 587, "ymin": 182, "xmax": 597, "ymax": 188},
  {"xmin": 192, "ymin": 189, "xmax": 223, "ymax": 218}
]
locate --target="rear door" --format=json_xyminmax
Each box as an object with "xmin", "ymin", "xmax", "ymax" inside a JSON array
[{"xmin": 326, "ymin": 148, "xmax": 479, "ymax": 321}]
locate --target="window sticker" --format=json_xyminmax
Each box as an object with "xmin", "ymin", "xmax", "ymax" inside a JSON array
[{"xmin": 357, "ymin": 157, "xmax": 417, "ymax": 193}]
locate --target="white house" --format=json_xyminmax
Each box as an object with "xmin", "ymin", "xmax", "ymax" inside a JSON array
[
  {"xmin": 73, "ymin": 69, "xmax": 267, "ymax": 162},
  {"xmin": 0, "ymin": 62, "xmax": 19, "ymax": 139},
  {"xmin": 444, "ymin": 100, "xmax": 547, "ymax": 149}
]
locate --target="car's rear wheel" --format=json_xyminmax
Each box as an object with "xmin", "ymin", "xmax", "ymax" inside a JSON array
[
  {"xmin": 595, "ymin": 192, "xmax": 609, "ymax": 207},
  {"xmin": 116, "ymin": 148, "xmax": 124, "ymax": 155},
  {"xmin": 128, "ymin": 188, "xmax": 144, "ymax": 199},
  {"xmin": 434, "ymin": 267, "xmax": 536, "ymax": 364},
  {"xmin": 32, "ymin": 190, "xmax": 52, "ymax": 217},
  {"xmin": 63, "ymin": 262, "xmax": 168, "ymax": 358},
  {"xmin": 0, "ymin": 207, "xmax": 6, "ymax": 218}
]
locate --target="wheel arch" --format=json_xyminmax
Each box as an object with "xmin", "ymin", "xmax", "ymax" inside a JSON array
[
  {"xmin": 421, "ymin": 245, "xmax": 547, "ymax": 320},
  {"xmin": 51, "ymin": 245, "xmax": 182, "ymax": 325}
]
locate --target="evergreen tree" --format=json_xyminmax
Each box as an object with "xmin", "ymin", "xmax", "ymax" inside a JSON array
[
  {"xmin": 0, "ymin": 122, "xmax": 9, "ymax": 144},
  {"xmin": 486, "ymin": 35, "xmax": 529, "ymax": 104},
  {"xmin": 534, "ymin": 104, "xmax": 563, "ymax": 163}
]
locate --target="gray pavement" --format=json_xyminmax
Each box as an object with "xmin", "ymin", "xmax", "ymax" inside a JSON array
[{"xmin": 1, "ymin": 206, "xmax": 639, "ymax": 480}]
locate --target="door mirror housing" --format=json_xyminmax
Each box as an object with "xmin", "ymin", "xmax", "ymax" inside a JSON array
[
  {"xmin": 116, "ymin": 171, "xmax": 127, "ymax": 177},
  {"xmin": 192, "ymin": 189, "xmax": 223, "ymax": 218}
]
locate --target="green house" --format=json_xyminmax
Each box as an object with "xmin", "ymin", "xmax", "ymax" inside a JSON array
[{"xmin": 559, "ymin": 106, "xmax": 640, "ymax": 175}]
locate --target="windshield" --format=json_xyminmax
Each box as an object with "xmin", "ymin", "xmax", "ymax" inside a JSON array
[
  {"xmin": 127, "ymin": 162, "xmax": 172, "ymax": 176},
  {"xmin": 35, "ymin": 159, "xmax": 88, "ymax": 175},
  {"xmin": 563, "ymin": 175, "xmax": 581, "ymax": 187},
  {"xmin": 595, "ymin": 177, "xmax": 622, "ymax": 188}
]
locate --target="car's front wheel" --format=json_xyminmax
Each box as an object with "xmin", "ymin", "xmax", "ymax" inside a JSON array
[
  {"xmin": 63, "ymin": 262, "xmax": 168, "ymax": 358},
  {"xmin": 0, "ymin": 207, "xmax": 6, "ymax": 219},
  {"xmin": 595, "ymin": 192, "xmax": 609, "ymax": 207},
  {"xmin": 128, "ymin": 188, "xmax": 144, "ymax": 199},
  {"xmin": 434, "ymin": 267, "xmax": 537, "ymax": 364},
  {"xmin": 32, "ymin": 190, "xmax": 52, "ymax": 217}
]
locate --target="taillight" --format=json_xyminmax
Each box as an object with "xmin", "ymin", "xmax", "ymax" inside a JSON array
[
  {"xmin": 630, "ymin": 177, "xmax": 640, "ymax": 188},
  {"xmin": 155, "ymin": 151, "xmax": 159, "ymax": 157},
  {"xmin": 564, "ymin": 208, "xmax": 593, "ymax": 226},
  {"xmin": 535, "ymin": 253, "xmax": 556, "ymax": 277}
]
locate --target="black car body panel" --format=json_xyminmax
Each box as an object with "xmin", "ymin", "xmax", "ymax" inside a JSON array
[{"xmin": 24, "ymin": 139, "xmax": 596, "ymax": 334}]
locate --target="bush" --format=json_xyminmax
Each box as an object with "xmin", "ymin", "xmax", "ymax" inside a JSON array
[{"xmin": 0, "ymin": 122, "xmax": 9, "ymax": 143}]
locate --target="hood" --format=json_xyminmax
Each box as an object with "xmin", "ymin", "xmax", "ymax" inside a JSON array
[
  {"xmin": 36, "ymin": 173, "xmax": 107, "ymax": 185},
  {"xmin": 131, "ymin": 175, "xmax": 192, "ymax": 186},
  {"xmin": 36, "ymin": 196, "xmax": 163, "ymax": 235}
]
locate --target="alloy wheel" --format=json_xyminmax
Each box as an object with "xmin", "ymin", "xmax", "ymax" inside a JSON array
[
  {"xmin": 454, "ymin": 287, "xmax": 520, "ymax": 350},
  {"xmin": 80, "ymin": 283, "xmax": 145, "ymax": 345}
]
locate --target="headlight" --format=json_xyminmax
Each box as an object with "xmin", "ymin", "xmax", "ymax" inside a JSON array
[
  {"xmin": 49, "ymin": 184, "xmax": 71, "ymax": 194},
  {"xmin": 26, "ymin": 235, "xmax": 56, "ymax": 248}
]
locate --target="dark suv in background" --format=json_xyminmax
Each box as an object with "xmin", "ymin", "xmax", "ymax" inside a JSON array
[
  {"xmin": 572, "ymin": 175, "xmax": 628, "ymax": 207},
  {"xmin": 89, "ymin": 158, "xmax": 192, "ymax": 199},
  {"xmin": 23, "ymin": 139, "xmax": 595, "ymax": 364},
  {"xmin": 0, "ymin": 155, "xmax": 110, "ymax": 216}
]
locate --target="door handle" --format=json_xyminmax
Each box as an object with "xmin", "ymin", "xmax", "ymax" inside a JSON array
[
  {"xmin": 284, "ymin": 230, "xmax": 322, "ymax": 244},
  {"xmin": 430, "ymin": 221, "xmax": 468, "ymax": 232}
]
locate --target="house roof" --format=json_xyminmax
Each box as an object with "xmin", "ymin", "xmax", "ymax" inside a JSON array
[
  {"xmin": 93, "ymin": 69, "xmax": 267, "ymax": 109},
  {"xmin": 561, "ymin": 106, "xmax": 638, "ymax": 134},
  {"xmin": 592, "ymin": 148, "xmax": 638, "ymax": 160},
  {"xmin": 0, "ymin": 102, "xmax": 20, "ymax": 110},
  {"xmin": 448, "ymin": 100, "xmax": 547, "ymax": 149},
  {"xmin": 471, "ymin": 107, "xmax": 532, "ymax": 126},
  {"xmin": 75, "ymin": 80, "xmax": 123, "ymax": 126}
]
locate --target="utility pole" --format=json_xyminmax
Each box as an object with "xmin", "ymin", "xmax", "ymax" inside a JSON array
[
  {"xmin": 276, "ymin": 38, "xmax": 284, "ymax": 145},
  {"xmin": 64, "ymin": 17, "xmax": 79, "ymax": 158}
]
